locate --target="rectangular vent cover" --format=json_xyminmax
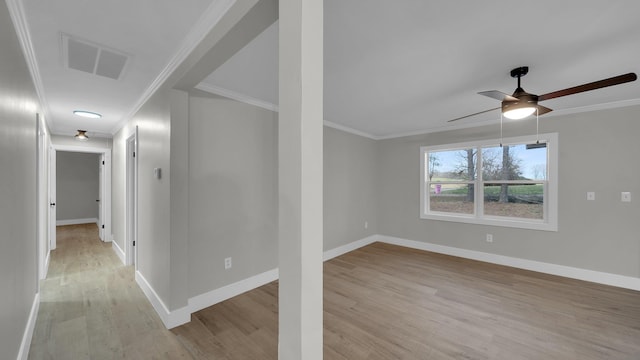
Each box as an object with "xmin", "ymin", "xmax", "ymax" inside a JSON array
[{"xmin": 63, "ymin": 34, "xmax": 129, "ymax": 80}]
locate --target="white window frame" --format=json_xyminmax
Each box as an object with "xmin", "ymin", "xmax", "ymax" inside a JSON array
[{"xmin": 420, "ymin": 133, "xmax": 558, "ymax": 231}]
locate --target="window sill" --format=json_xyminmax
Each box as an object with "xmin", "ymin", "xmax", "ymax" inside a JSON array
[{"xmin": 421, "ymin": 213, "xmax": 557, "ymax": 232}]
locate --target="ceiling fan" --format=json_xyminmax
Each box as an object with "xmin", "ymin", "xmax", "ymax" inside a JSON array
[{"xmin": 448, "ymin": 66, "xmax": 637, "ymax": 122}]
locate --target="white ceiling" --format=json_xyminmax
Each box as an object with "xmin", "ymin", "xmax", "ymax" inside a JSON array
[{"xmin": 21, "ymin": 0, "xmax": 640, "ymax": 139}]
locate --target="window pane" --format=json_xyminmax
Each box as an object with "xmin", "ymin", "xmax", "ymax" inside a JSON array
[
  {"xmin": 482, "ymin": 144, "xmax": 547, "ymax": 181},
  {"xmin": 483, "ymin": 184, "xmax": 543, "ymax": 219},
  {"xmin": 430, "ymin": 183, "xmax": 474, "ymax": 214},
  {"xmin": 427, "ymin": 149, "xmax": 476, "ymax": 182}
]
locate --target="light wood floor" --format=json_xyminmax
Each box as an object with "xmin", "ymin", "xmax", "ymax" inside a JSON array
[
  {"xmin": 29, "ymin": 224, "xmax": 191, "ymax": 359},
  {"xmin": 174, "ymin": 242, "xmax": 640, "ymax": 360},
  {"xmin": 30, "ymin": 225, "xmax": 640, "ymax": 359}
]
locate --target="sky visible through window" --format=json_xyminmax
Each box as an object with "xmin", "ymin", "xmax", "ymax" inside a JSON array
[{"xmin": 430, "ymin": 144, "xmax": 546, "ymax": 180}]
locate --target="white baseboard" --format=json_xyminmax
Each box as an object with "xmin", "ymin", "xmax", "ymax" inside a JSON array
[
  {"xmin": 111, "ymin": 240, "xmax": 125, "ymax": 265},
  {"xmin": 378, "ymin": 235, "xmax": 640, "ymax": 292},
  {"xmin": 323, "ymin": 235, "xmax": 379, "ymax": 261},
  {"xmin": 17, "ymin": 293, "xmax": 40, "ymax": 360},
  {"xmin": 189, "ymin": 268, "xmax": 279, "ymax": 314},
  {"xmin": 143, "ymin": 236, "xmax": 376, "ymax": 329},
  {"xmin": 56, "ymin": 218, "xmax": 98, "ymax": 226},
  {"xmin": 135, "ymin": 271, "xmax": 190, "ymax": 329}
]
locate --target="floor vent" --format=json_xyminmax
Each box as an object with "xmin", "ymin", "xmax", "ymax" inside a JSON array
[{"xmin": 63, "ymin": 34, "xmax": 129, "ymax": 80}]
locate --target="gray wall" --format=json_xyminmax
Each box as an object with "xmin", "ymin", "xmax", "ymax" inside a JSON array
[
  {"xmin": 377, "ymin": 105, "xmax": 640, "ymax": 278},
  {"xmin": 188, "ymin": 93, "xmax": 279, "ymax": 297},
  {"xmin": 111, "ymin": 88, "xmax": 379, "ymax": 304},
  {"xmin": 0, "ymin": 1, "xmax": 40, "ymax": 357},
  {"xmin": 112, "ymin": 87, "xmax": 190, "ymax": 312},
  {"xmin": 56, "ymin": 151, "xmax": 100, "ymax": 221},
  {"xmin": 324, "ymin": 126, "xmax": 378, "ymax": 250}
]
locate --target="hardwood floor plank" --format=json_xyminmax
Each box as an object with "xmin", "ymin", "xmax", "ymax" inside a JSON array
[
  {"xmin": 29, "ymin": 224, "xmax": 193, "ymax": 360},
  {"xmin": 30, "ymin": 225, "xmax": 640, "ymax": 359},
  {"xmin": 177, "ymin": 241, "xmax": 640, "ymax": 359}
]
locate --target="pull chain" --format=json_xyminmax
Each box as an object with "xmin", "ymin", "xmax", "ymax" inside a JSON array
[
  {"xmin": 536, "ymin": 107, "xmax": 540, "ymax": 144},
  {"xmin": 500, "ymin": 112, "xmax": 503, "ymax": 147}
]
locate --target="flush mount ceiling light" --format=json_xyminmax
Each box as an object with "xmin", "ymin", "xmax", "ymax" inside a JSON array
[
  {"xmin": 73, "ymin": 110, "xmax": 102, "ymax": 119},
  {"xmin": 74, "ymin": 130, "xmax": 89, "ymax": 140}
]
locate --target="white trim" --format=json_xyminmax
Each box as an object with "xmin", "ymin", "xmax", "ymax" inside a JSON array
[
  {"xmin": 111, "ymin": 240, "xmax": 126, "ymax": 265},
  {"xmin": 17, "ymin": 293, "xmax": 40, "ymax": 360},
  {"xmin": 56, "ymin": 218, "xmax": 98, "ymax": 226},
  {"xmin": 323, "ymin": 121, "xmax": 378, "ymax": 140},
  {"xmin": 111, "ymin": 0, "xmax": 236, "ymax": 134},
  {"xmin": 194, "ymin": 83, "xmax": 380, "ymax": 141},
  {"xmin": 135, "ymin": 271, "xmax": 190, "ymax": 329},
  {"xmin": 140, "ymin": 236, "xmax": 377, "ymax": 329},
  {"xmin": 43, "ymin": 251, "xmax": 50, "ymax": 280},
  {"xmin": 189, "ymin": 268, "xmax": 279, "ymax": 314},
  {"xmin": 51, "ymin": 144, "xmax": 110, "ymax": 153},
  {"xmin": 420, "ymin": 133, "xmax": 558, "ymax": 232},
  {"xmin": 195, "ymin": 83, "xmax": 279, "ymax": 112},
  {"xmin": 323, "ymin": 235, "xmax": 379, "ymax": 261},
  {"xmin": 5, "ymin": 0, "xmax": 51, "ymax": 125},
  {"xmin": 374, "ymin": 99, "xmax": 640, "ymax": 140},
  {"xmin": 378, "ymin": 235, "xmax": 640, "ymax": 292}
]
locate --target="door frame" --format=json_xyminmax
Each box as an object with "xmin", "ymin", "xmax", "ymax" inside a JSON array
[
  {"xmin": 125, "ymin": 128, "xmax": 138, "ymax": 267},
  {"xmin": 48, "ymin": 146, "xmax": 56, "ymax": 250},
  {"xmin": 36, "ymin": 114, "xmax": 50, "ymax": 281},
  {"xmin": 50, "ymin": 144, "xmax": 112, "ymax": 247}
]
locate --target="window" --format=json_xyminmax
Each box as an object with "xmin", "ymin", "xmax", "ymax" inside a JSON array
[{"xmin": 420, "ymin": 133, "xmax": 558, "ymax": 231}]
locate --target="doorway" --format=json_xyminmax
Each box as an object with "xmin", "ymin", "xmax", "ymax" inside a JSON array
[{"xmin": 48, "ymin": 144, "xmax": 112, "ymax": 251}]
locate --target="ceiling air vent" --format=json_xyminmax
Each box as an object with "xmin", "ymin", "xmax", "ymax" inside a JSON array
[{"xmin": 63, "ymin": 34, "xmax": 129, "ymax": 80}]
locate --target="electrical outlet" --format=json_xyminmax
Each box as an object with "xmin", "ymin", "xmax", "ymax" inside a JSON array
[
  {"xmin": 364, "ymin": 221, "xmax": 368, "ymax": 229},
  {"xmin": 586, "ymin": 192, "xmax": 595, "ymax": 201},
  {"xmin": 486, "ymin": 234, "xmax": 493, "ymax": 243},
  {"xmin": 224, "ymin": 257, "xmax": 232, "ymax": 270}
]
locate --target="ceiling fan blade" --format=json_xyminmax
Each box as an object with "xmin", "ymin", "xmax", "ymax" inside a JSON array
[
  {"xmin": 448, "ymin": 107, "xmax": 500, "ymax": 122},
  {"xmin": 536, "ymin": 104, "xmax": 553, "ymax": 115},
  {"xmin": 538, "ymin": 72, "xmax": 637, "ymax": 102},
  {"xmin": 479, "ymin": 90, "xmax": 518, "ymax": 102}
]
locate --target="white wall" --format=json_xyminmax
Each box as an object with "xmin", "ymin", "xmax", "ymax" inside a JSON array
[
  {"xmin": 0, "ymin": 1, "xmax": 40, "ymax": 357},
  {"xmin": 56, "ymin": 151, "xmax": 100, "ymax": 221},
  {"xmin": 51, "ymin": 134, "xmax": 111, "ymax": 148},
  {"xmin": 377, "ymin": 105, "xmax": 640, "ymax": 278}
]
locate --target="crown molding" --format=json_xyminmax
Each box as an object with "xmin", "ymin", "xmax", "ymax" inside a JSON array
[
  {"xmin": 110, "ymin": 0, "xmax": 237, "ymax": 134},
  {"xmin": 374, "ymin": 98, "xmax": 640, "ymax": 140},
  {"xmin": 195, "ymin": 82, "xmax": 279, "ymax": 112},
  {"xmin": 196, "ymin": 83, "xmax": 382, "ymax": 140},
  {"xmin": 6, "ymin": 0, "xmax": 52, "ymax": 125},
  {"xmin": 323, "ymin": 120, "xmax": 378, "ymax": 140}
]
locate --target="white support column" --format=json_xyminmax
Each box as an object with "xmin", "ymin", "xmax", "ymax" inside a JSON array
[{"xmin": 278, "ymin": 0, "xmax": 323, "ymax": 359}]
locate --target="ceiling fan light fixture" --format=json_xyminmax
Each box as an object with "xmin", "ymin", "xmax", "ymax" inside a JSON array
[
  {"xmin": 503, "ymin": 106, "xmax": 536, "ymax": 120},
  {"xmin": 73, "ymin": 110, "xmax": 102, "ymax": 119},
  {"xmin": 74, "ymin": 129, "xmax": 89, "ymax": 140}
]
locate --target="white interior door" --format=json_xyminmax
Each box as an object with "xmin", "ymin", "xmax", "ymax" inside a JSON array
[
  {"xmin": 98, "ymin": 154, "xmax": 104, "ymax": 240},
  {"xmin": 49, "ymin": 147, "xmax": 56, "ymax": 250}
]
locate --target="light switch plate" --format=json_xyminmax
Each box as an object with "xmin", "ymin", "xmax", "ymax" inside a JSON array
[
  {"xmin": 621, "ymin": 192, "xmax": 631, "ymax": 202},
  {"xmin": 587, "ymin": 192, "xmax": 595, "ymax": 201}
]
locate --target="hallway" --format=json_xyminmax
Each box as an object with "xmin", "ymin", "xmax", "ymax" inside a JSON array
[{"xmin": 28, "ymin": 224, "xmax": 190, "ymax": 359}]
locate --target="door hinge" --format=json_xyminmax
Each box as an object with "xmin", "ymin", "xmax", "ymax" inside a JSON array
[
  {"xmin": 101, "ymin": 224, "xmax": 105, "ymax": 229},
  {"xmin": 102, "ymin": 160, "xmax": 105, "ymax": 165},
  {"xmin": 133, "ymin": 151, "xmax": 136, "ymax": 158},
  {"xmin": 133, "ymin": 241, "xmax": 136, "ymax": 246}
]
